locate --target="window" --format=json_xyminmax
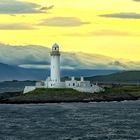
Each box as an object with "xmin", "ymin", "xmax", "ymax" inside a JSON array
[{"xmin": 73, "ymin": 83, "xmax": 75, "ymax": 86}]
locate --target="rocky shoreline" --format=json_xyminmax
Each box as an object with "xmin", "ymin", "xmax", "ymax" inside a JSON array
[{"xmin": 0, "ymin": 98, "xmax": 138, "ymax": 104}]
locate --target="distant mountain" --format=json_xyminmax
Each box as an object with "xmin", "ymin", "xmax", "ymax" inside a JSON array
[
  {"xmin": 0, "ymin": 43, "xmax": 140, "ymax": 70},
  {"xmin": 2, "ymin": 68, "xmax": 139, "ymax": 82},
  {"xmin": 0, "ymin": 63, "xmax": 49, "ymax": 81},
  {"xmin": 86, "ymin": 71, "xmax": 140, "ymax": 83},
  {"xmin": 0, "ymin": 63, "xmax": 118, "ymax": 81}
]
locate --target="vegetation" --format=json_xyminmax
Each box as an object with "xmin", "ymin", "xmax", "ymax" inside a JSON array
[
  {"xmin": 11, "ymin": 88, "xmax": 95, "ymax": 102},
  {"xmin": 103, "ymin": 86, "xmax": 140, "ymax": 98},
  {"xmin": 0, "ymin": 86, "xmax": 140, "ymax": 104},
  {"xmin": 0, "ymin": 92, "xmax": 22, "ymax": 100},
  {"xmin": 86, "ymin": 71, "xmax": 140, "ymax": 82}
]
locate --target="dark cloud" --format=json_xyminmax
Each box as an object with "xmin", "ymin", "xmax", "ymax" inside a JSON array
[
  {"xmin": 99, "ymin": 12, "xmax": 140, "ymax": 19},
  {"xmin": 0, "ymin": 0, "xmax": 53, "ymax": 14},
  {"xmin": 133, "ymin": 0, "xmax": 140, "ymax": 2},
  {"xmin": 91, "ymin": 30, "xmax": 139, "ymax": 36},
  {"xmin": 39, "ymin": 5, "xmax": 54, "ymax": 11},
  {"xmin": 39, "ymin": 17, "xmax": 90, "ymax": 27},
  {"xmin": 62, "ymin": 30, "xmax": 139, "ymax": 37},
  {"xmin": 0, "ymin": 23, "xmax": 35, "ymax": 30},
  {"xmin": 109, "ymin": 61, "xmax": 128, "ymax": 69}
]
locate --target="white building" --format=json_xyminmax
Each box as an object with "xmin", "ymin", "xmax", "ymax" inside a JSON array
[{"xmin": 24, "ymin": 43, "xmax": 104, "ymax": 94}]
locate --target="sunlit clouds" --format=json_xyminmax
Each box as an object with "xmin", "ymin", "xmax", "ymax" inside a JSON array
[{"xmin": 0, "ymin": 0, "xmax": 140, "ymax": 62}]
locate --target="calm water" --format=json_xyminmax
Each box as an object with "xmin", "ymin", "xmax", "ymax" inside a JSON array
[
  {"xmin": 0, "ymin": 101, "xmax": 140, "ymax": 140},
  {"xmin": 0, "ymin": 81, "xmax": 35, "ymax": 93}
]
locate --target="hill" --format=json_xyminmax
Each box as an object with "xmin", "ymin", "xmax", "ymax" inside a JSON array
[
  {"xmin": 86, "ymin": 71, "xmax": 140, "ymax": 83},
  {"xmin": 0, "ymin": 63, "xmax": 49, "ymax": 81},
  {"xmin": 0, "ymin": 63, "xmax": 117, "ymax": 81}
]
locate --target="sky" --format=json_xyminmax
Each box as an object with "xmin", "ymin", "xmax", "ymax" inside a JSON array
[{"xmin": 0, "ymin": 0, "xmax": 140, "ymax": 61}]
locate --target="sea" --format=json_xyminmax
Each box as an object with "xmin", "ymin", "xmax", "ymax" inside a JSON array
[
  {"xmin": 0, "ymin": 81, "xmax": 35, "ymax": 93},
  {"xmin": 0, "ymin": 101, "xmax": 140, "ymax": 140}
]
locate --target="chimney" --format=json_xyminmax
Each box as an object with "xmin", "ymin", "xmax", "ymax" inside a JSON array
[
  {"xmin": 71, "ymin": 77, "xmax": 75, "ymax": 81},
  {"xmin": 81, "ymin": 76, "xmax": 84, "ymax": 81}
]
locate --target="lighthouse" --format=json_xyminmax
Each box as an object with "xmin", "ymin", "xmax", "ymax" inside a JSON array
[
  {"xmin": 50, "ymin": 43, "xmax": 61, "ymax": 83},
  {"xmin": 24, "ymin": 43, "xmax": 104, "ymax": 93}
]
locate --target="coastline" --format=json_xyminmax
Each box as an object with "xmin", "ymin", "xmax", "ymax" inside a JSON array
[
  {"xmin": 0, "ymin": 98, "xmax": 139, "ymax": 104},
  {"xmin": 0, "ymin": 86, "xmax": 140, "ymax": 104}
]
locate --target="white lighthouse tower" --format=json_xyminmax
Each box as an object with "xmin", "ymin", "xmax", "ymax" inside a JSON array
[
  {"xmin": 50, "ymin": 43, "xmax": 60, "ymax": 83},
  {"xmin": 45, "ymin": 43, "xmax": 65, "ymax": 88}
]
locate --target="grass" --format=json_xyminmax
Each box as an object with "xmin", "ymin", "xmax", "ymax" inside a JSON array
[
  {"xmin": 1, "ymin": 86, "xmax": 140, "ymax": 103},
  {"xmin": 25, "ymin": 88, "xmax": 85, "ymax": 96},
  {"xmin": 103, "ymin": 86, "xmax": 140, "ymax": 97},
  {"xmin": 23, "ymin": 88, "xmax": 95, "ymax": 100},
  {"xmin": 23, "ymin": 86, "xmax": 140, "ymax": 98}
]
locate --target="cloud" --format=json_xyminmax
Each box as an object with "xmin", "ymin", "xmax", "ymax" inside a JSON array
[
  {"xmin": 90, "ymin": 30, "xmax": 126, "ymax": 36},
  {"xmin": 109, "ymin": 61, "xmax": 128, "ymax": 69},
  {"xmin": 0, "ymin": 23, "xmax": 35, "ymax": 30},
  {"xmin": 0, "ymin": 43, "xmax": 50, "ymax": 65},
  {"xmin": 91, "ymin": 30, "xmax": 139, "ymax": 36},
  {"xmin": 133, "ymin": 0, "xmax": 140, "ymax": 2},
  {"xmin": 0, "ymin": 43, "xmax": 140, "ymax": 70},
  {"xmin": 62, "ymin": 30, "xmax": 139, "ymax": 37},
  {"xmin": 19, "ymin": 64, "xmax": 50, "ymax": 69},
  {"xmin": 39, "ymin": 17, "xmax": 90, "ymax": 27},
  {"xmin": 39, "ymin": 5, "xmax": 54, "ymax": 11},
  {"xmin": 0, "ymin": 0, "xmax": 53, "ymax": 14},
  {"xmin": 99, "ymin": 12, "xmax": 140, "ymax": 19},
  {"xmin": 19, "ymin": 64, "xmax": 75, "ymax": 70}
]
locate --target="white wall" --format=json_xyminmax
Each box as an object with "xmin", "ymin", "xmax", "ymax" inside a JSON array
[
  {"xmin": 65, "ymin": 80, "xmax": 91, "ymax": 88},
  {"xmin": 23, "ymin": 86, "xmax": 36, "ymax": 94},
  {"xmin": 51, "ymin": 55, "xmax": 60, "ymax": 82},
  {"xmin": 48, "ymin": 81, "xmax": 66, "ymax": 88},
  {"xmin": 65, "ymin": 80, "xmax": 78, "ymax": 88}
]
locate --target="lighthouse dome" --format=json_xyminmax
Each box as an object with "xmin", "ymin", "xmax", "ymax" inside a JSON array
[
  {"xmin": 52, "ymin": 43, "xmax": 59, "ymax": 50},
  {"xmin": 51, "ymin": 43, "xmax": 60, "ymax": 56}
]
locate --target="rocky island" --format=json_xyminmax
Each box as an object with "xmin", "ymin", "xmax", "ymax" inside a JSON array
[
  {"xmin": 0, "ymin": 44, "xmax": 140, "ymax": 104},
  {"xmin": 0, "ymin": 85, "xmax": 140, "ymax": 104}
]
